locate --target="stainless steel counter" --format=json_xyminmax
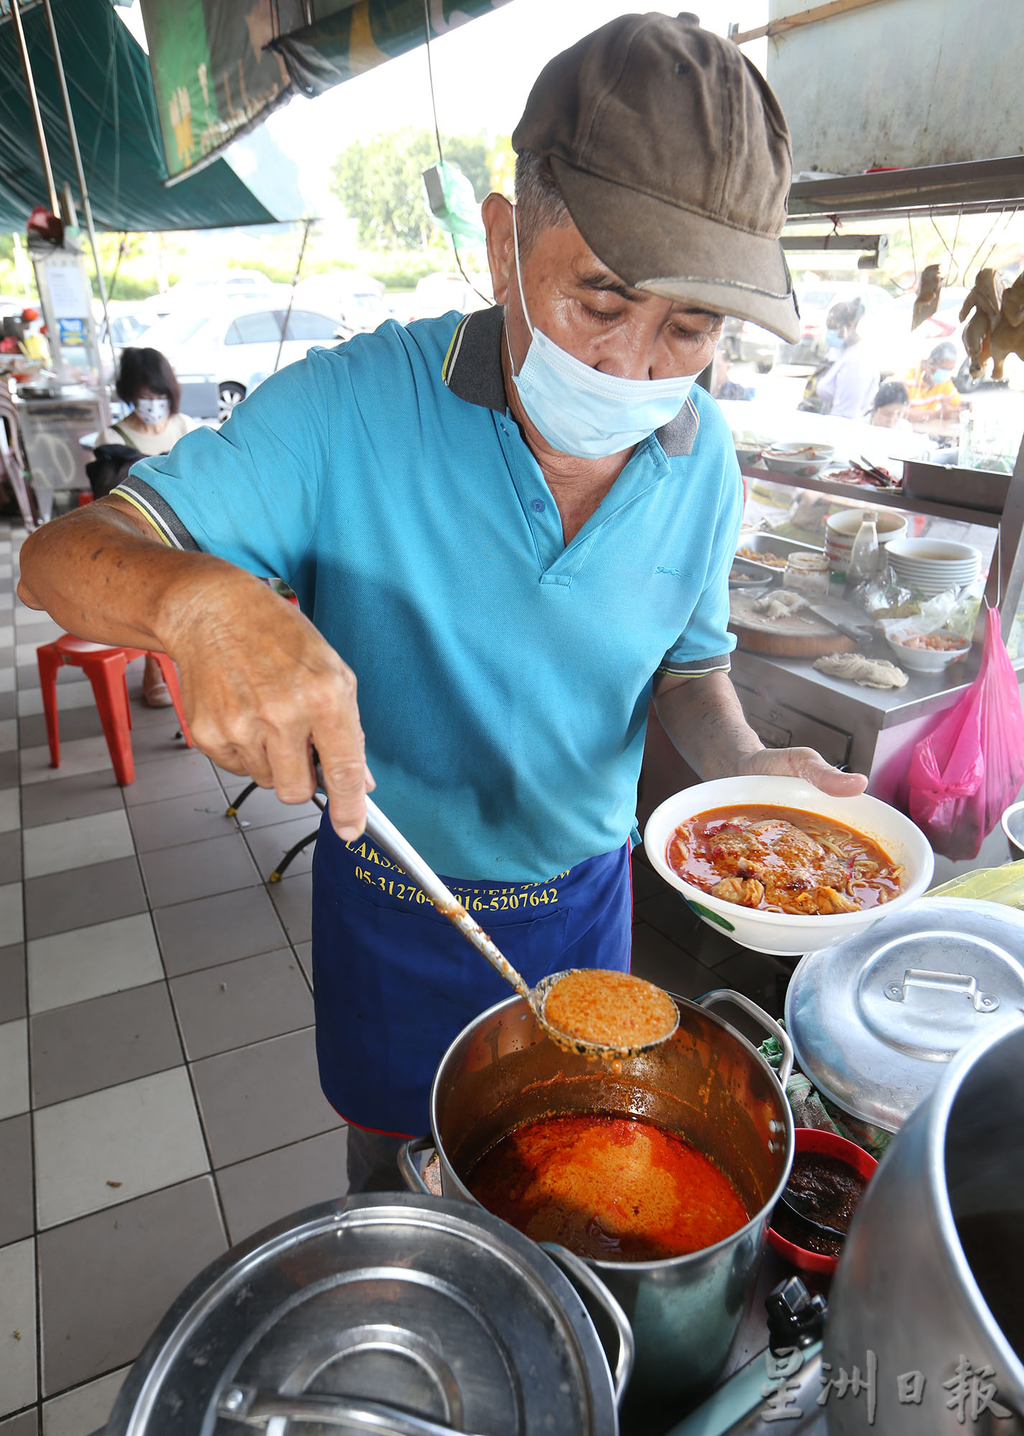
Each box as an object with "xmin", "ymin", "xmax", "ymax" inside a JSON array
[{"xmin": 730, "ymin": 639, "xmax": 990, "ymax": 788}]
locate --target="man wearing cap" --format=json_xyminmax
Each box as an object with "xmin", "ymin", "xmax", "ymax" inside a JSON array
[{"xmin": 19, "ymin": 15, "xmax": 866, "ymax": 1190}]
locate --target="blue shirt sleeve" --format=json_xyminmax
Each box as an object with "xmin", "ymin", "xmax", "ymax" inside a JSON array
[
  {"xmin": 114, "ymin": 345, "xmax": 335, "ymax": 586},
  {"xmin": 658, "ymin": 398, "xmax": 743, "ymax": 675}
]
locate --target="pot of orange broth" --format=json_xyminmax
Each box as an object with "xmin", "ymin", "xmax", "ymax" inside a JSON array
[{"xmin": 400, "ymin": 986, "xmax": 794, "ymax": 1405}]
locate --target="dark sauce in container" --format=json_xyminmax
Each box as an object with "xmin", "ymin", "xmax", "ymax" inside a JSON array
[{"xmin": 772, "ymin": 1151, "xmax": 868, "ymax": 1259}]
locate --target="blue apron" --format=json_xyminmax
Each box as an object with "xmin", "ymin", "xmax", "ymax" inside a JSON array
[{"xmin": 311, "ymin": 814, "xmax": 633, "ymax": 1137}]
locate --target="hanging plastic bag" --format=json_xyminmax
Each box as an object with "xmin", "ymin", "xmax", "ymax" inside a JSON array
[
  {"xmin": 908, "ymin": 606, "xmax": 1024, "ymax": 860},
  {"xmin": 422, "ymin": 162, "xmax": 486, "ymax": 247}
]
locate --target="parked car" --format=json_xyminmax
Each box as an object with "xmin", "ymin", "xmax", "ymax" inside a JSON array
[
  {"xmin": 783, "ymin": 280, "xmax": 898, "ymax": 365},
  {"xmin": 140, "ymin": 269, "xmax": 277, "ymax": 322},
  {"xmin": 95, "ymin": 302, "xmax": 154, "ymax": 368},
  {"xmin": 398, "ymin": 272, "xmax": 492, "ymax": 323},
  {"xmin": 721, "ymin": 317, "xmax": 780, "ymax": 373},
  {"xmin": 293, "ymin": 271, "xmax": 391, "ymax": 333},
  {"xmin": 139, "ymin": 290, "xmax": 352, "ymax": 420}
]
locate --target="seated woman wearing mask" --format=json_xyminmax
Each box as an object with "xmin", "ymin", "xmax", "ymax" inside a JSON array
[
  {"xmin": 814, "ymin": 299, "xmax": 879, "ymax": 420},
  {"xmin": 97, "ymin": 347, "xmax": 200, "ymax": 457},
  {"xmin": 96, "ymin": 348, "xmax": 201, "ymax": 705}
]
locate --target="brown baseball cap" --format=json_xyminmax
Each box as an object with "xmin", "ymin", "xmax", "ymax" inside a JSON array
[{"xmin": 512, "ymin": 12, "xmax": 800, "ymax": 344}]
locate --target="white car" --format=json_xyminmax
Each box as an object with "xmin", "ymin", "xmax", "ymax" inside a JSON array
[
  {"xmin": 399, "ymin": 272, "xmax": 493, "ymax": 323},
  {"xmin": 293, "ymin": 271, "xmax": 392, "ymax": 333},
  {"xmin": 139, "ymin": 291, "xmax": 352, "ymax": 420},
  {"xmin": 141, "ymin": 269, "xmax": 277, "ymax": 321}
]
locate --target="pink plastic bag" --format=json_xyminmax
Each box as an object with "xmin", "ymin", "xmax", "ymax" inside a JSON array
[{"xmin": 908, "ymin": 606, "xmax": 1024, "ymax": 860}]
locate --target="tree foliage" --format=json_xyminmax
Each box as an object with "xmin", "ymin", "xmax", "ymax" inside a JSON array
[{"xmin": 330, "ymin": 128, "xmax": 503, "ymax": 250}]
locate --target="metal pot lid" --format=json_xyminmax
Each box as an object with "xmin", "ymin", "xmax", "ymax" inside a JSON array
[
  {"xmin": 107, "ymin": 1193, "xmax": 617, "ymax": 1436},
  {"xmin": 785, "ymin": 898, "xmax": 1024, "ymax": 1133}
]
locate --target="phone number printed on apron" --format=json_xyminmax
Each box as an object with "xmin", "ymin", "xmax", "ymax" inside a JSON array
[
  {"xmin": 352, "ymin": 867, "xmax": 561, "ymax": 909},
  {"xmin": 345, "ymin": 839, "xmax": 567, "ymax": 909}
]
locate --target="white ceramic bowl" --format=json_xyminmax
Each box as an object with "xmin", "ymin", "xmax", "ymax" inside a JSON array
[
  {"xmin": 643, "ymin": 776, "xmax": 934, "ymax": 957},
  {"xmin": 735, "ymin": 443, "xmax": 765, "ymax": 466},
  {"xmin": 885, "ymin": 633, "xmax": 971, "ymax": 673},
  {"xmin": 761, "ymin": 443, "xmax": 835, "ymax": 479},
  {"xmin": 824, "ymin": 510, "xmax": 907, "ymax": 566},
  {"xmin": 886, "ymin": 538, "xmax": 980, "ymax": 565}
]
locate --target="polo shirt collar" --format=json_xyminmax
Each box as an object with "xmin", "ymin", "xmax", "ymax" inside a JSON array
[{"xmin": 442, "ymin": 306, "xmax": 700, "ymax": 458}]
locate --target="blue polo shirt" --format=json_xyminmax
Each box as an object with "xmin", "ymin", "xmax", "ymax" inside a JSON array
[{"xmin": 114, "ymin": 308, "xmax": 741, "ymax": 882}]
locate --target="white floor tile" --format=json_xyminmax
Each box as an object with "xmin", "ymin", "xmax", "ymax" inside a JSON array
[
  {"xmin": 0, "ymin": 883, "xmax": 23, "ymax": 947},
  {"xmin": 0, "ymin": 720, "xmax": 14, "ymax": 754},
  {"xmin": 0, "ymin": 670, "xmax": 14, "ymax": 695},
  {"xmin": 20, "ymin": 736, "xmax": 114, "ymax": 786},
  {"xmin": 14, "ymin": 615, "xmax": 63, "ymax": 642},
  {"xmin": 34, "ymin": 1066, "xmax": 209, "ymax": 1228},
  {"xmin": 23, "ymin": 809, "xmax": 135, "ymax": 880},
  {"xmin": 0, "ymin": 789, "xmax": 18, "ymax": 834},
  {"xmin": 16, "ymin": 640, "xmax": 58, "ymax": 666},
  {"xmin": 0, "ymin": 624, "xmax": 12, "ymax": 647},
  {"xmin": 12, "ymin": 602, "xmax": 58, "ymax": 627},
  {"xmin": 0, "ymin": 1239, "xmax": 37, "ymax": 1416},
  {"xmin": 0, "ymin": 1018, "xmax": 29, "ymax": 1121},
  {"xmin": 17, "ymin": 679, "xmax": 95, "ymax": 718},
  {"xmin": 42, "ymin": 1363, "xmax": 131, "ymax": 1436},
  {"xmin": 28, "ymin": 912, "xmax": 162, "ymax": 1013}
]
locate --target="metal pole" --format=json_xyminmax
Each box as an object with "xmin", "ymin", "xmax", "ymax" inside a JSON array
[
  {"xmin": 42, "ymin": 0, "xmax": 118, "ymax": 400},
  {"xmin": 10, "ymin": 0, "xmax": 60, "ymax": 216},
  {"xmin": 272, "ymin": 218, "xmax": 313, "ymax": 375}
]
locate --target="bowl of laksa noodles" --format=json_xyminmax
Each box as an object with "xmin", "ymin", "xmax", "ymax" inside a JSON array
[{"xmin": 644, "ymin": 776, "xmax": 934, "ymax": 955}]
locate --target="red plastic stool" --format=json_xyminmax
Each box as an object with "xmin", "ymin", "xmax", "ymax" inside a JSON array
[{"xmin": 37, "ymin": 636, "xmax": 192, "ymax": 786}]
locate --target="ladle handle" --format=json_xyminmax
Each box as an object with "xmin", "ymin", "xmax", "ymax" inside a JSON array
[
  {"xmin": 363, "ymin": 797, "xmax": 529, "ymax": 999},
  {"xmin": 699, "ymin": 989, "xmax": 795, "ymax": 1086}
]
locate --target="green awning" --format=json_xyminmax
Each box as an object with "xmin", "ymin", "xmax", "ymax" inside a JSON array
[
  {"xmin": 0, "ymin": 0, "xmax": 281, "ymax": 232},
  {"xmin": 138, "ymin": 0, "xmax": 512, "ymax": 180},
  {"xmin": 270, "ymin": 0, "xmax": 512, "ymax": 99}
]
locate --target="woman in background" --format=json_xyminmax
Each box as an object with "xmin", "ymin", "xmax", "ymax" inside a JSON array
[
  {"xmin": 814, "ymin": 299, "xmax": 879, "ymax": 420},
  {"xmin": 95, "ymin": 348, "xmax": 201, "ymax": 705},
  {"xmin": 870, "ymin": 380, "xmax": 911, "ymax": 429},
  {"xmin": 97, "ymin": 346, "xmax": 200, "ymax": 457}
]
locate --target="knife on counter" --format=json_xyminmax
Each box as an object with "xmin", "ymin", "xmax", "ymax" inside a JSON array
[{"xmin": 803, "ymin": 600, "xmax": 875, "ymax": 644}]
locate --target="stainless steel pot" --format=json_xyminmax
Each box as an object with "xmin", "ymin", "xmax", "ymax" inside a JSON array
[
  {"xmin": 105, "ymin": 1193, "xmax": 630, "ymax": 1436},
  {"xmin": 825, "ymin": 1017, "xmax": 1024, "ymax": 1433},
  {"xmin": 401, "ymin": 989, "xmax": 794, "ymax": 1405}
]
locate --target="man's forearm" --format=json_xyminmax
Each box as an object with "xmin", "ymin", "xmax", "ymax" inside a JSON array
[
  {"xmin": 17, "ymin": 498, "xmax": 260, "ymax": 656},
  {"xmin": 652, "ymin": 670, "xmax": 764, "ymax": 780}
]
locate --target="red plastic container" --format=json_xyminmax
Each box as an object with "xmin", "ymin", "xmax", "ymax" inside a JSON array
[{"xmin": 767, "ymin": 1127, "xmax": 878, "ymax": 1276}]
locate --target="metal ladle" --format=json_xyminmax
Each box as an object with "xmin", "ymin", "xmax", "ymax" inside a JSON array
[{"xmin": 362, "ymin": 796, "xmax": 678, "ymax": 1060}]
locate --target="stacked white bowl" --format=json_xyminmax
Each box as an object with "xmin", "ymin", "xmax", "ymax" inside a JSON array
[{"xmin": 886, "ymin": 538, "xmax": 981, "ymax": 597}]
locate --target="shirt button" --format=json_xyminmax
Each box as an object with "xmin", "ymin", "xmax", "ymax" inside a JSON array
[{"xmin": 531, "ymin": 498, "xmax": 546, "ymax": 513}]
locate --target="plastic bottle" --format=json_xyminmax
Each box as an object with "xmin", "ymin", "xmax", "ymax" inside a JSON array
[{"xmin": 847, "ymin": 515, "xmax": 879, "ymax": 586}]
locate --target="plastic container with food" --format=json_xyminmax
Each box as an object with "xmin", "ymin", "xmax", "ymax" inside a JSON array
[
  {"xmin": 643, "ymin": 775, "xmax": 934, "ymax": 955},
  {"xmin": 767, "ymin": 1127, "xmax": 878, "ymax": 1276},
  {"xmin": 783, "ymin": 552, "xmax": 831, "ymax": 598}
]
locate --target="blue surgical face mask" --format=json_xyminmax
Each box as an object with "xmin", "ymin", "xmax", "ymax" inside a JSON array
[
  {"xmin": 825, "ymin": 327, "xmax": 845, "ymax": 350},
  {"xmin": 505, "ymin": 207, "xmax": 697, "ymax": 458}
]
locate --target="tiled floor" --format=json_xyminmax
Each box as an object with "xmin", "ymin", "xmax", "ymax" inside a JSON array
[{"xmin": 0, "ymin": 518, "xmax": 781, "ymax": 1435}]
